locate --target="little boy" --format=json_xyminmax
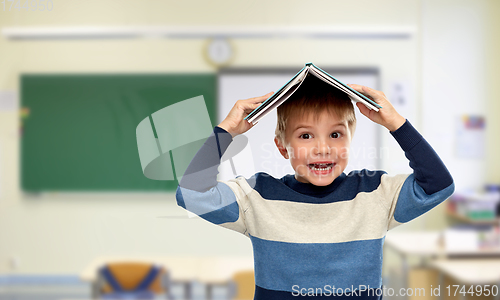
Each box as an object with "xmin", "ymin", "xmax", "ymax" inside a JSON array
[{"xmin": 176, "ymin": 76, "xmax": 454, "ymax": 299}]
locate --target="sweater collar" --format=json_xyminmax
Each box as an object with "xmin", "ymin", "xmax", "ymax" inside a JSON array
[{"xmin": 283, "ymin": 172, "xmax": 346, "ymax": 197}]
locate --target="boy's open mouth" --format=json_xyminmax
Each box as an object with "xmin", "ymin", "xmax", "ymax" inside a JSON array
[{"xmin": 308, "ymin": 163, "xmax": 334, "ymax": 171}]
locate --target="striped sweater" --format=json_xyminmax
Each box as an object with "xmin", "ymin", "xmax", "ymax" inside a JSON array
[{"xmin": 176, "ymin": 119, "xmax": 454, "ymax": 299}]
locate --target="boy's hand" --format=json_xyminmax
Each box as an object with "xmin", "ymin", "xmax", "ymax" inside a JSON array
[
  {"xmin": 218, "ymin": 92, "xmax": 274, "ymax": 138},
  {"xmin": 347, "ymin": 84, "xmax": 406, "ymax": 132}
]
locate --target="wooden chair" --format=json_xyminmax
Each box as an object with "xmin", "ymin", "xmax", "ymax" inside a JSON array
[
  {"xmin": 229, "ymin": 270, "xmax": 255, "ymax": 300},
  {"xmin": 95, "ymin": 262, "xmax": 173, "ymax": 299}
]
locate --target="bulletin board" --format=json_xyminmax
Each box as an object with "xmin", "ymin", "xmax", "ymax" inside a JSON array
[{"xmin": 216, "ymin": 67, "xmax": 381, "ymax": 182}]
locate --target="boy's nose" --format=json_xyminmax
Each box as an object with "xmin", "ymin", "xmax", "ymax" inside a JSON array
[{"xmin": 313, "ymin": 140, "xmax": 332, "ymax": 156}]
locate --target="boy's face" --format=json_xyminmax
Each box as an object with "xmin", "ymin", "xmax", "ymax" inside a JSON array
[{"xmin": 274, "ymin": 110, "xmax": 352, "ymax": 186}]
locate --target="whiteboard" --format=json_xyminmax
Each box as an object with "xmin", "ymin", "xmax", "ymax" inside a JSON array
[{"xmin": 217, "ymin": 67, "xmax": 381, "ymax": 182}]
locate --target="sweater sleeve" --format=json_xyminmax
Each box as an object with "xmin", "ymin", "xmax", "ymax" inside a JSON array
[
  {"xmin": 380, "ymin": 120, "xmax": 455, "ymax": 230},
  {"xmin": 175, "ymin": 126, "xmax": 248, "ymax": 236}
]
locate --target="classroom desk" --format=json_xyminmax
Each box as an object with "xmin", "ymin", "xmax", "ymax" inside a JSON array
[
  {"xmin": 385, "ymin": 231, "xmax": 500, "ymax": 257},
  {"xmin": 431, "ymin": 259, "xmax": 500, "ymax": 300},
  {"xmin": 431, "ymin": 259, "xmax": 500, "ymax": 285},
  {"xmin": 80, "ymin": 255, "xmax": 254, "ymax": 300},
  {"xmin": 385, "ymin": 231, "xmax": 500, "ymax": 296}
]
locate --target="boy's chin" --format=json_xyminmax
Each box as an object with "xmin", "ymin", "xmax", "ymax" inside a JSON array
[
  {"xmin": 308, "ymin": 176, "xmax": 336, "ymax": 186},
  {"xmin": 297, "ymin": 174, "xmax": 337, "ymax": 186}
]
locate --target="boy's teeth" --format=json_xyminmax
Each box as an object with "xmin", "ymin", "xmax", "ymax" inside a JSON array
[{"xmin": 309, "ymin": 163, "xmax": 333, "ymax": 171}]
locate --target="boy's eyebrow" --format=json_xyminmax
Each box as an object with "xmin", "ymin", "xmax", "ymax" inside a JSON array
[{"xmin": 293, "ymin": 123, "xmax": 347, "ymax": 132}]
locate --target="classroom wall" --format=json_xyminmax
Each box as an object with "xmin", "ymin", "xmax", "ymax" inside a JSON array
[
  {"xmin": 0, "ymin": 0, "xmax": 497, "ymax": 274},
  {"xmin": 417, "ymin": 0, "xmax": 492, "ymax": 231},
  {"xmin": 485, "ymin": 0, "xmax": 500, "ymax": 184}
]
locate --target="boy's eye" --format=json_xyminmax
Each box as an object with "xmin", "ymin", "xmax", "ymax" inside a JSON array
[
  {"xmin": 331, "ymin": 132, "xmax": 341, "ymax": 138},
  {"xmin": 299, "ymin": 133, "xmax": 311, "ymax": 139}
]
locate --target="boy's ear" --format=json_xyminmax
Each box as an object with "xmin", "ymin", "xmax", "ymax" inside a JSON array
[{"xmin": 274, "ymin": 137, "xmax": 289, "ymax": 159}]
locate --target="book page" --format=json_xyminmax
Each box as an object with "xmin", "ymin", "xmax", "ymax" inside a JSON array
[
  {"xmin": 309, "ymin": 68, "xmax": 352, "ymax": 94},
  {"xmin": 247, "ymin": 67, "xmax": 309, "ymax": 123},
  {"xmin": 251, "ymin": 79, "xmax": 302, "ymax": 123},
  {"xmin": 309, "ymin": 67, "xmax": 379, "ymax": 111}
]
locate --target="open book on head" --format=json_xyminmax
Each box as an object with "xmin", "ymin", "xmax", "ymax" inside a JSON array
[{"xmin": 244, "ymin": 62, "xmax": 382, "ymax": 125}]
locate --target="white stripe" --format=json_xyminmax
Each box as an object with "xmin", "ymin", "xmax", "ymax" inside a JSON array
[{"xmin": 219, "ymin": 173, "xmax": 409, "ymax": 244}]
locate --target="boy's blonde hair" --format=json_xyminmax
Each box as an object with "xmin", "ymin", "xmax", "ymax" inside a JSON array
[{"xmin": 275, "ymin": 75, "xmax": 356, "ymax": 146}]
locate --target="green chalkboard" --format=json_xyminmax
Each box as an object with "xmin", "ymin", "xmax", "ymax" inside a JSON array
[{"xmin": 21, "ymin": 74, "xmax": 217, "ymax": 192}]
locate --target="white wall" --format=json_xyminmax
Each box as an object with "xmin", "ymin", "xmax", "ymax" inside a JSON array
[
  {"xmin": 422, "ymin": 0, "xmax": 487, "ymax": 190},
  {"xmin": 411, "ymin": 0, "xmax": 494, "ymax": 231}
]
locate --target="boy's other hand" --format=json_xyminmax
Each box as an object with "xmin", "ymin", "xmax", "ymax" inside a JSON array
[
  {"xmin": 347, "ymin": 84, "xmax": 406, "ymax": 132},
  {"xmin": 218, "ymin": 92, "xmax": 274, "ymax": 138}
]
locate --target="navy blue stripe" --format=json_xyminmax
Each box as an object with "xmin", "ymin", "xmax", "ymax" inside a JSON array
[
  {"xmin": 178, "ymin": 126, "xmax": 232, "ymax": 192},
  {"xmin": 174, "ymin": 126, "xmax": 238, "ymax": 224},
  {"xmin": 389, "ymin": 120, "xmax": 422, "ymax": 152},
  {"xmin": 255, "ymin": 285, "xmax": 383, "ymax": 299},
  {"xmin": 247, "ymin": 169, "xmax": 386, "ymax": 204},
  {"xmin": 250, "ymin": 235, "xmax": 384, "ymax": 292},
  {"xmin": 214, "ymin": 126, "xmax": 233, "ymax": 157},
  {"xmin": 390, "ymin": 120, "xmax": 453, "ymax": 194}
]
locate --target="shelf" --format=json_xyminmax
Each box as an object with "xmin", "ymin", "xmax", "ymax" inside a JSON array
[{"xmin": 446, "ymin": 209, "xmax": 500, "ymax": 225}]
